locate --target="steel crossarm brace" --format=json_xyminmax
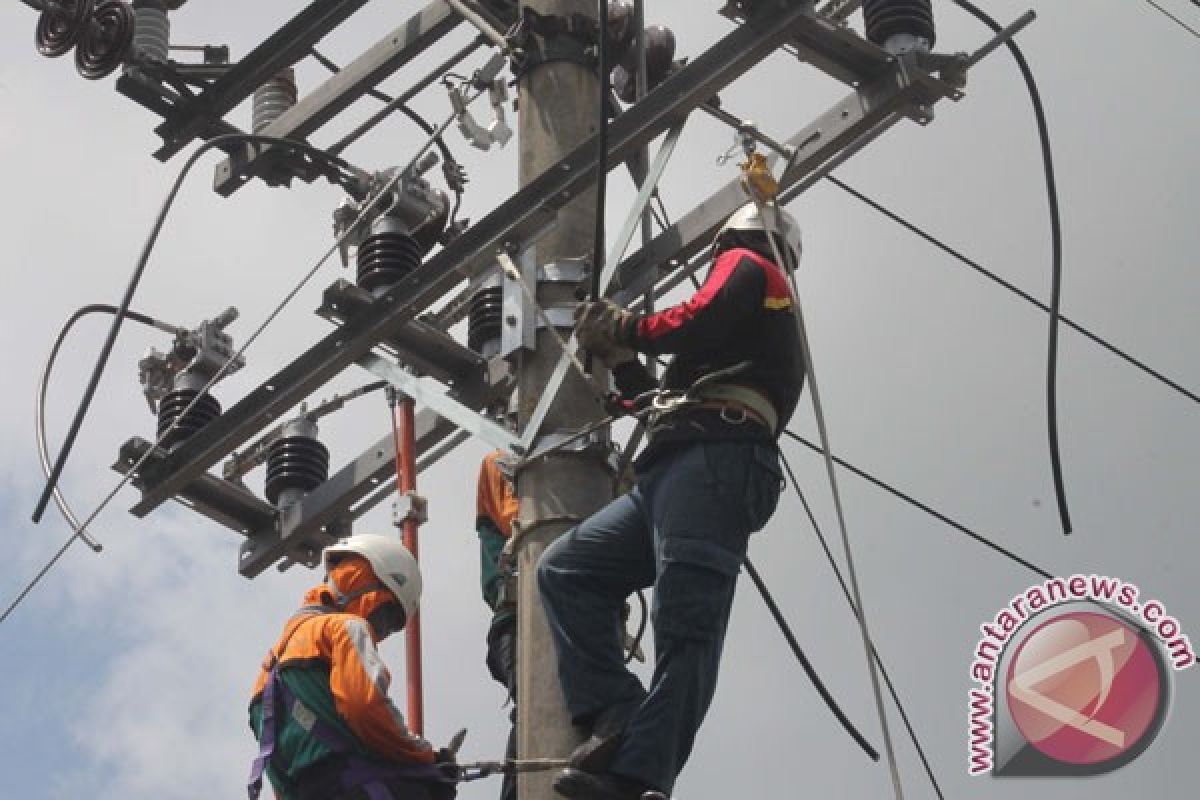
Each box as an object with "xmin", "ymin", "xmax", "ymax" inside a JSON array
[
  {"xmin": 213, "ymin": 0, "xmax": 461, "ymax": 195},
  {"xmin": 316, "ymin": 279, "xmax": 489, "ymax": 399},
  {"xmin": 127, "ymin": 0, "xmax": 822, "ymax": 518},
  {"xmin": 114, "ymin": 438, "xmax": 276, "ymax": 536},
  {"xmin": 611, "ymin": 63, "xmax": 958, "ymax": 306},
  {"xmin": 357, "ymin": 353, "xmax": 519, "ymax": 453},
  {"xmin": 153, "ymin": 0, "xmax": 372, "ymax": 161},
  {"xmin": 239, "ymin": 408, "xmax": 457, "ymax": 577}
]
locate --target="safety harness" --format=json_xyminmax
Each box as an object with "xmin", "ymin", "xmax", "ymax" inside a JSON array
[{"xmin": 247, "ymin": 604, "xmax": 450, "ymax": 800}]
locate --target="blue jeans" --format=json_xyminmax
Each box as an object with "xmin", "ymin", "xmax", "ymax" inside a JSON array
[{"xmin": 538, "ymin": 440, "xmax": 783, "ymax": 793}]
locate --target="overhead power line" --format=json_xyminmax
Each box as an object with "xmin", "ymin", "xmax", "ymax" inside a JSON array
[
  {"xmin": 818, "ymin": 175, "xmax": 1199, "ymax": 406},
  {"xmin": 1144, "ymin": 0, "xmax": 1200, "ymax": 39},
  {"xmin": 783, "ymin": 430, "xmax": 1054, "ymax": 581},
  {"xmin": 776, "ymin": 452, "xmax": 944, "ymax": 800}
]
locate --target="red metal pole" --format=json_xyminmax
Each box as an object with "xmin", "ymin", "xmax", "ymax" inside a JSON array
[{"xmin": 390, "ymin": 391, "xmax": 424, "ymax": 736}]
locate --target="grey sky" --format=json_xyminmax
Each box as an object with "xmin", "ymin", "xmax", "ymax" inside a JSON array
[{"xmin": 1, "ymin": 2, "xmax": 1196, "ymax": 799}]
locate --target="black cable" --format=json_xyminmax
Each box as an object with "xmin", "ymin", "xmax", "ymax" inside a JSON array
[
  {"xmin": 30, "ymin": 133, "xmax": 357, "ymax": 525},
  {"xmin": 952, "ymin": 0, "xmax": 1071, "ymax": 535},
  {"xmin": 784, "ymin": 430, "xmax": 1053, "ymax": 581},
  {"xmin": 814, "ymin": 176, "xmax": 1199, "ymax": 406},
  {"xmin": 777, "ymin": 451, "xmax": 944, "ymax": 799},
  {"xmin": 623, "ymin": 590, "xmax": 648, "ymax": 665},
  {"xmin": 743, "ymin": 557, "xmax": 880, "ymax": 762},
  {"xmin": 1144, "ymin": 0, "xmax": 1200, "ymax": 38},
  {"xmin": 36, "ymin": 304, "xmax": 178, "ymax": 553},
  {"xmin": 585, "ymin": 0, "xmax": 611, "ymax": 375}
]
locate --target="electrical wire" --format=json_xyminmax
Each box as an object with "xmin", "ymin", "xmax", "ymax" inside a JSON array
[
  {"xmin": 623, "ymin": 590, "xmax": 648, "ymax": 666},
  {"xmin": 9, "ymin": 129, "xmax": 442, "ymax": 626},
  {"xmin": 783, "ymin": 430, "xmax": 1053, "ymax": 581},
  {"xmin": 950, "ymin": 0, "xmax": 1071, "ymax": 539},
  {"xmin": 809, "ymin": 176, "xmax": 1199, "ymax": 406},
  {"xmin": 777, "ymin": 451, "xmax": 944, "ymax": 799},
  {"xmin": 36, "ymin": 305, "xmax": 182, "ymax": 553},
  {"xmin": 753, "ymin": 196, "xmax": 904, "ymax": 799},
  {"xmin": 30, "ymin": 133, "xmax": 359, "ymax": 527},
  {"xmin": 308, "ymin": 47, "xmax": 466, "ymax": 222},
  {"xmin": 1143, "ymin": 0, "xmax": 1200, "ymax": 38},
  {"xmin": 584, "ymin": 0, "xmax": 611, "ymax": 375},
  {"xmin": 743, "ymin": 557, "xmax": 881, "ymax": 762}
]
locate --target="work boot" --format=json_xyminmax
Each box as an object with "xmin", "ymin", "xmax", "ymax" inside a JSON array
[
  {"xmin": 553, "ymin": 768, "xmax": 658, "ymax": 800},
  {"xmin": 570, "ymin": 699, "xmax": 639, "ymax": 772}
]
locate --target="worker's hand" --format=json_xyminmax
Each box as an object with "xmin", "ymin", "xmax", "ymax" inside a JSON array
[
  {"xmin": 575, "ymin": 300, "xmax": 636, "ymax": 366},
  {"xmin": 434, "ymin": 746, "xmax": 461, "ymax": 783}
]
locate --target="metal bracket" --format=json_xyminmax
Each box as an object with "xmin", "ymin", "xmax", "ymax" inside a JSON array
[
  {"xmin": 358, "ymin": 353, "xmax": 521, "ymax": 454},
  {"xmin": 392, "ymin": 491, "xmax": 429, "ymax": 526},
  {"xmin": 500, "ymin": 246, "xmax": 538, "ymax": 357}
]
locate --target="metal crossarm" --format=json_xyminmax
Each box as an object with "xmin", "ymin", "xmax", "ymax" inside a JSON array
[{"xmin": 127, "ymin": 0, "xmax": 825, "ymax": 518}]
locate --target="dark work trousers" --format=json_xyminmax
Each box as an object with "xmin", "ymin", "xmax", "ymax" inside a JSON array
[
  {"xmin": 538, "ymin": 439, "xmax": 783, "ymax": 793},
  {"xmin": 486, "ymin": 619, "xmax": 517, "ymax": 800}
]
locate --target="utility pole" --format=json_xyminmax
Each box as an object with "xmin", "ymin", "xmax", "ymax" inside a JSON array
[{"xmin": 514, "ymin": 2, "xmax": 611, "ymax": 798}]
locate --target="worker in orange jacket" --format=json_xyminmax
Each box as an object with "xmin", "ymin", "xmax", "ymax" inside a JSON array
[
  {"xmin": 248, "ymin": 534, "xmax": 457, "ymax": 800},
  {"xmin": 475, "ymin": 448, "xmax": 520, "ymax": 800}
]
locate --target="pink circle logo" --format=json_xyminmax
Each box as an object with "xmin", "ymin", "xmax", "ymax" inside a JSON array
[{"xmin": 1005, "ymin": 611, "xmax": 1165, "ymax": 767}]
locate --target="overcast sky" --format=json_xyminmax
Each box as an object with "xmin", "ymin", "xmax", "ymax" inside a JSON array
[{"xmin": 1, "ymin": 1, "xmax": 1196, "ymax": 799}]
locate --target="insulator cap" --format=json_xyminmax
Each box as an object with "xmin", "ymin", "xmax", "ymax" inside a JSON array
[
  {"xmin": 157, "ymin": 389, "xmax": 221, "ymax": 450},
  {"xmin": 265, "ymin": 435, "xmax": 330, "ymax": 506},
  {"xmin": 863, "ymin": 0, "xmax": 936, "ymax": 50}
]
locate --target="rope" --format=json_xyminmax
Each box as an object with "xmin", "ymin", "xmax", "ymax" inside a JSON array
[{"xmin": 751, "ymin": 195, "xmax": 904, "ymax": 799}]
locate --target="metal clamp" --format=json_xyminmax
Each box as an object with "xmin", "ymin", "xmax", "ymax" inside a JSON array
[{"xmin": 392, "ymin": 491, "xmax": 429, "ymax": 527}]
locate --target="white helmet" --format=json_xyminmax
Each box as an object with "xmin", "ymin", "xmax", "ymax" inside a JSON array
[
  {"xmin": 716, "ymin": 202, "xmax": 802, "ymax": 267},
  {"xmin": 324, "ymin": 534, "xmax": 422, "ymax": 620}
]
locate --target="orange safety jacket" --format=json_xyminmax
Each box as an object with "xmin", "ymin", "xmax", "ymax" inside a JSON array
[{"xmin": 249, "ymin": 556, "xmax": 434, "ymax": 796}]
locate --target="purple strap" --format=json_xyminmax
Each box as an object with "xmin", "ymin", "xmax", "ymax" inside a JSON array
[{"xmin": 246, "ymin": 663, "xmax": 280, "ymax": 799}]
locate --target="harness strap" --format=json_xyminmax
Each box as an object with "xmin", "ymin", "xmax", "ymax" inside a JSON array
[{"xmin": 693, "ymin": 383, "xmax": 778, "ymax": 434}]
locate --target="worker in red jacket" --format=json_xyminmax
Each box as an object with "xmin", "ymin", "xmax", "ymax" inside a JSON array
[
  {"xmin": 248, "ymin": 534, "xmax": 457, "ymax": 800},
  {"xmin": 538, "ymin": 203, "xmax": 805, "ymax": 800}
]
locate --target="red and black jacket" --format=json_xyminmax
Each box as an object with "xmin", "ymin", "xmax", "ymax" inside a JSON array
[{"xmin": 612, "ymin": 244, "xmax": 805, "ymax": 458}]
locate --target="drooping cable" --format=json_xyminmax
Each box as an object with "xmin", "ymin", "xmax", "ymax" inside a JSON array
[
  {"xmin": 37, "ymin": 305, "xmax": 181, "ymax": 553},
  {"xmin": 951, "ymin": 0, "xmax": 1071, "ymax": 537},
  {"xmin": 743, "ymin": 557, "xmax": 880, "ymax": 761},
  {"xmin": 623, "ymin": 590, "xmax": 648, "ymax": 665},
  {"xmin": 1143, "ymin": 0, "xmax": 1200, "ymax": 38},
  {"xmin": 806, "ymin": 176, "xmax": 1199, "ymax": 406},
  {"xmin": 30, "ymin": 133, "xmax": 359, "ymax": 527},
  {"xmin": 777, "ymin": 450, "xmax": 944, "ymax": 798},
  {"xmin": 9, "ymin": 128, "xmax": 447, "ymax": 625},
  {"xmin": 753, "ymin": 197, "xmax": 904, "ymax": 799}
]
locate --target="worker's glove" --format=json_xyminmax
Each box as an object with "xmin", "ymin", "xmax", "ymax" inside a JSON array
[{"xmin": 575, "ymin": 300, "xmax": 636, "ymax": 366}]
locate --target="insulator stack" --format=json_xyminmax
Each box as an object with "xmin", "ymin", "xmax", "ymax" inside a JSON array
[
  {"xmin": 356, "ymin": 216, "xmax": 421, "ymax": 297},
  {"xmin": 157, "ymin": 389, "xmax": 221, "ymax": 450},
  {"xmin": 76, "ymin": 0, "xmax": 136, "ymax": 80},
  {"xmin": 252, "ymin": 68, "xmax": 298, "ymax": 133},
  {"xmin": 863, "ymin": 0, "xmax": 935, "ymax": 53},
  {"xmin": 131, "ymin": 0, "xmax": 169, "ymax": 64},
  {"xmin": 265, "ymin": 420, "xmax": 330, "ymax": 507},
  {"xmin": 467, "ymin": 274, "xmax": 504, "ymax": 357},
  {"xmin": 35, "ymin": 0, "xmax": 93, "ymax": 58}
]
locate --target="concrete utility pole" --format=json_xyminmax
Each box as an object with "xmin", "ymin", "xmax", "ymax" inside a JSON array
[{"xmin": 514, "ymin": 1, "xmax": 611, "ymax": 798}]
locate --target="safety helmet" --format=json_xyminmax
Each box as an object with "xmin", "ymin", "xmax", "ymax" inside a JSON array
[
  {"xmin": 716, "ymin": 202, "xmax": 802, "ymax": 267},
  {"xmin": 323, "ymin": 534, "xmax": 422, "ymax": 621}
]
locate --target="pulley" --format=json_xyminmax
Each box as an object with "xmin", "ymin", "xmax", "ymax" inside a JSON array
[
  {"xmin": 75, "ymin": 0, "xmax": 136, "ymax": 80},
  {"xmin": 356, "ymin": 215, "xmax": 422, "ymax": 297},
  {"xmin": 264, "ymin": 417, "xmax": 330, "ymax": 508},
  {"xmin": 35, "ymin": 0, "xmax": 93, "ymax": 58}
]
